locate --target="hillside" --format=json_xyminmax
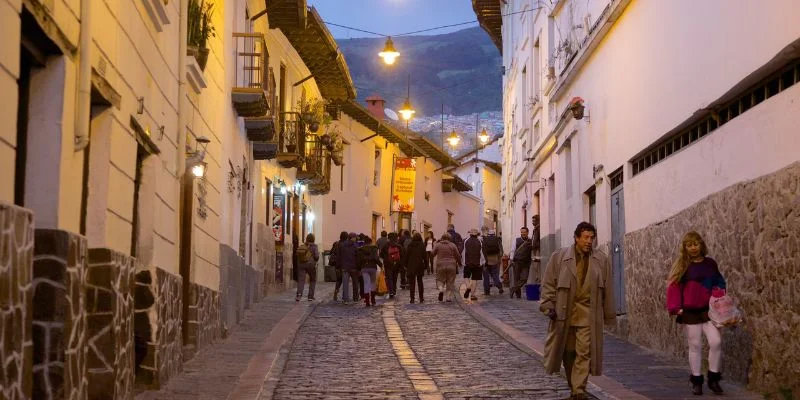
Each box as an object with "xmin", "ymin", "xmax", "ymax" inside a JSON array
[{"xmin": 337, "ymin": 27, "xmax": 502, "ymax": 117}]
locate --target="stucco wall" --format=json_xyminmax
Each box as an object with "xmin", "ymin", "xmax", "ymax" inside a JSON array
[
  {"xmin": 0, "ymin": 0, "xmax": 21, "ymax": 203},
  {"xmin": 624, "ymin": 162, "xmax": 800, "ymax": 394}
]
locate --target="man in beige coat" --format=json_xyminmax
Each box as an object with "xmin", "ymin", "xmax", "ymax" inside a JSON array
[{"xmin": 540, "ymin": 222, "xmax": 616, "ymax": 400}]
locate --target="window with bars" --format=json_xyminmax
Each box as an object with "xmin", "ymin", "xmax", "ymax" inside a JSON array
[{"xmin": 631, "ymin": 60, "xmax": 800, "ymax": 176}]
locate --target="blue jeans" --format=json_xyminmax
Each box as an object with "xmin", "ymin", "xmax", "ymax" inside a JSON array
[
  {"xmin": 341, "ymin": 269, "xmax": 360, "ymax": 301},
  {"xmin": 483, "ymin": 264, "xmax": 503, "ymax": 293}
]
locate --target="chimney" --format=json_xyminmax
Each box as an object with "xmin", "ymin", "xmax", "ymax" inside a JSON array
[{"xmin": 365, "ymin": 94, "xmax": 386, "ymax": 119}]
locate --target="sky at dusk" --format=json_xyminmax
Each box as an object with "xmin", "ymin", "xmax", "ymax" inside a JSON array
[{"xmin": 306, "ymin": 0, "xmax": 479, "ymax": 39}]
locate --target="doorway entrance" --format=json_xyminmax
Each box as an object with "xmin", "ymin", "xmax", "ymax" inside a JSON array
[{"xmin": 610, "ymin": 182, "xmax": 626, "ymax": 315}]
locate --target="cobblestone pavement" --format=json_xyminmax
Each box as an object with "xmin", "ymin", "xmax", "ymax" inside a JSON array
[
  {"xmin": 136, "ymin": 282, "xmax": 334, "ymax": 400},
  {"xmin": 265, "ymin": 275, "xmax": 581, "ymax": 400},
  {"xmin": 473, "ymin": 284, "xmax": 761, "ymax": 400}
]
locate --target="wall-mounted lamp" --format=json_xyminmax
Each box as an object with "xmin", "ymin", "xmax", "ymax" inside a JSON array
[
  {"xmin": 569, "ymin": 96, "xmax": 585, "ymax": 120},
  {"xmin": 137, "ymin": 97, "xmax": 145, "ymax": 114},
  {"xmin": 186, "ymin": 136, "xmax": 210, "ymax": 179}
]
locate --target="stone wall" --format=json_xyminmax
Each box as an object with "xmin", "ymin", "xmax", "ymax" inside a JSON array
[
  {"xmin": 133, "ymin": 266, "xmax": 182, "ymax": 388},
  {"xmin": 85, "ymin": 249, "xmax": 135, "ymax": 400},
  {"xmin": 219, "ymin": 244, "xmax": 243, "ymax": 335},
  {"xmin": 31, "ymin": 229, "xmax": 88, "ymax": 400},
  {"xmin": 0, "ymin": 203, "xmax": 34, "ymax": 400},
  {"xmin": 186, "ymin": 283, "xmax": 220, "ymax": 353},
  {"xmin": 623, "ymin": 162, "xmax": 800, "ymax": 394}
]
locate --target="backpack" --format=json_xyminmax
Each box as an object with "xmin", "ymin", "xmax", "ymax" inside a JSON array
[
  {"xmin": 328, "ymin": 242, "xmax": 339, "ymax": 267},
  {"xmin": 387, "ymin": 243, "xmax": 401, "ymax": 262},
  {"xmin": 296, "ymin": 244, "xmax": 312, "ymax": 264},
  {"xmin": 482, "ymin": 236, "xmax": 500, "ymax": 255}
]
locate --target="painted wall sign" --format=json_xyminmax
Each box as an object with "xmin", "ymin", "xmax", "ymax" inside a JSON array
[{"xmin": 392, "ymin": 157, "xmax": 417, "ymax": 212}]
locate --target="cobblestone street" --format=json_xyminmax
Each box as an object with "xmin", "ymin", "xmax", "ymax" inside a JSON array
[{"xmin": 135, "ymin": 275, "xmax": 765, "ymax": 400}]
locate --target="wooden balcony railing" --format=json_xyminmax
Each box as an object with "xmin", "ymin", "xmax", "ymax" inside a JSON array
[
  {"xmin": 276, "ymin": 111, "xmax": 303, "ymax": 168},
  {"xmin": 232, "ymin": 33, "xmax": 272, "ymax": 118}
]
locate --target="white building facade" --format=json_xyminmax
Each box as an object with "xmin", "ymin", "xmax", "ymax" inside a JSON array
[{"xmin": 475, "ymin": 0, "xmax": 800, "ymax": 394}]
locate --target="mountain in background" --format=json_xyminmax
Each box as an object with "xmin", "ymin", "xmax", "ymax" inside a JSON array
[{"xmin": 337, "ymin": 27, "xmax": 502, "ymax": 117}]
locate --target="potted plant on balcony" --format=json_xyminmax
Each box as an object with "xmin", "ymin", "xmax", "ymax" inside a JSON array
[
  {"xmin": 569, "ymin": 97, "xmax": 585, "ymax": 120},
  {"xmin": 188, "ymin": 0, "xmax": 216, "ymax": 71},
  {"xmin": 298, "ymin": 98, "xmax": 331, "ymax": 133}
]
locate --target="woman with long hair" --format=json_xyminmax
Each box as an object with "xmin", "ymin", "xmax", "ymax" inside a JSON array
[
  {"xmin": 432, "ymin": 233, "xmax": 461, "ymax": 302},
  {"xmin": 424, "ymin": 231, "xmax": 436, "ymax": 275},
  {"xmin": 666, "ymin": 231, "xmax": 727, "ymax": 396}
]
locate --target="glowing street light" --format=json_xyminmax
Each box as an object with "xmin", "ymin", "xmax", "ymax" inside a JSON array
[
  {"xmin": 379, "ymin": 37, "xmax": 400, "ymax": 65},
  {"xmin": 398, "ymin": 98, "xmax": 415, "ymax": 120},
  {"xmin": 191, "ymin": 162, "xmax": 207, "ymax": 178},
  {"xmin": 479, "ymin": 127, "xmax": 490, "ymax": 144},
  {"xmin": 447, "ymin": 130, "xmax": 461, "ymax": 147}
]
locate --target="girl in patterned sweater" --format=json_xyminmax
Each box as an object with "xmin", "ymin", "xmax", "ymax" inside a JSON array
[{"xmin": 666, "ymin": 231, "xmax": 726, "ymax": 396}]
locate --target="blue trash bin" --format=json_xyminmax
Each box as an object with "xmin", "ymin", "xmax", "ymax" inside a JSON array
[{"xmin": 525, "ymin": 284, "xmax": 541, "ymax": 301}]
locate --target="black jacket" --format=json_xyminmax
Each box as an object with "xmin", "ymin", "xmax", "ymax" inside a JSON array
[
  {"xmin": 404, "ymin": 240, "xmax": 429, "ymax": 275},
  {"xmin": 380, "ymin": 240, "xmax": 405, "ymax": 268},
  {"xmin": 464, "ymin": 236, "xmax": 483, "ymax": 267},
  {"xmin": 337, "ymin": 240, "xmax": 358, "ymax": 270},
  {"xmin": 357, "ymin": 244, "xmax": 382, "ymax": 269}
]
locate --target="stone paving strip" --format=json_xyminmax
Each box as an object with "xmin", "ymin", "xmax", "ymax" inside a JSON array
[
  {"xmin": 394, "ymin": 276, "xmax": 580, "ymax": 400},
  {"xmin": 383, "ymin": 304, "xmax": 444, "ymax": 400},
  {"xmin": 266, "ymin": 296, "xmax": 419, "ymax": 399},
  {"xmin": 136, "ymin": 283, "xmax": 334, "ymax": 400},
  {"xmin": 468, "ymin": 289, "xmax": 762, "ymax": 400}
]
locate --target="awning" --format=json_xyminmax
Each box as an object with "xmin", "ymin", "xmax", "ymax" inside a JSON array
[
  {"xmin": 268, "ymin": 1, "xmax": 356, "ymax": 101},
  {"xmin": 338, "ymin": 99, "xmax": 428, "ymax": 158},
  {"xmin": 408, "ymin": 134, "xmax": 459, "ymax": 170},
  {"xmin": 472, "ymin": 0, "xmax": 503, "ymax": 54},
  {"xmin": 442, "ymin": 174, "xmax": 473, "ymax": 192}
]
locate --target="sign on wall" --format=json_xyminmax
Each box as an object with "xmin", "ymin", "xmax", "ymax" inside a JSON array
[
  {"xmin": 392, "ymin": 157, "xmax": 417, "ymax": 212},
  {"xmin": 272, "ymin": 192, "xmax": 285, "ymax": 243}
]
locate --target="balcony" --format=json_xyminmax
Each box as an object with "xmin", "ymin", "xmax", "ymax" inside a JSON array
[
  {"xmin": 296, "ymin": 133, "xmax": 325, "ymax": 183},
  {"xmin": 252, "ymin": 142, "xmax": 277, "ymax": 160},
  {"xmin": 276, "ymin": 112, "xmax": 303, "ymax": 168},
  {"xmin": 308, "ymin": 155, "xmax": 332, "ymax": 195},
  {"xmin": 232, "ymin": 33, "xmax": 272, "ymax": 118}
]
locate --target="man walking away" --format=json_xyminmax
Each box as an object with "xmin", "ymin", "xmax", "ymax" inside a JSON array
[
  {"xmin": 447, "ymin": 224, "xmax": 465, "ymax": 255},
  {"xmin": 376, "ymin": 230, "xmax": 389, "ymax": 253},
  {"xmin": 462, "ymin": 228, "xmax": 483, "ymax": 301},
  {"xmin": 331, "ymin": 231, "xmax": 347, "ymax": 301},
  {"xmin": 481, "ymin": 228, "xmax": 504, "ymax": 295},
  {"xmin": 295, "ymin": 234, "xmax": 320, "ymax": 301},
  {"xmin": 510, "ymin": 227, "xmax": 533, "ymax": 299},
  {"xmin": 356, "ymin": 236, "xmax": 382, "ymax": 306},
  {"xmin": 380, "ymin": 232, "xmax": 405, "ymax": 299},
  {"xmin": 400, "ymin": 230, "xmax": 412, "ymax": 289},
  {"xmin": 337, "ymin": 232, "xmax": 360, "ymax": 304},
  {"xmin": 540, "ymin": 222, "xmax": 616, "ymax": 400}
]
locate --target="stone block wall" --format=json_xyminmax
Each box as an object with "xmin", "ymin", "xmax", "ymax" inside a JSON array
[
  {"xmin": 133, "ymin": 266, "xmax": 182, "ymax": 388},
  {"xmin": 31, "ymin": 229, "xmax": 88, "ymax": 400},
  {"xmin": 0, "ymin": 203, "xmax": 34, "ymax": 400},
  {"xmin": 219, "ymin": 244, "xmax": 243, "ymax": 334},
  {"xmin": 85, "ymin": 248, "xmax": 135, "ymax": 400},
  {"xmin": 186, "ymin": 283, "xmax": 220, "ymax": 353},
  {"xmin": 623, "ymin": 162, "xmax": 800, "ymax": 394}
]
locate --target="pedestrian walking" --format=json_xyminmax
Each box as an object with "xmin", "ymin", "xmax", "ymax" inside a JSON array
[
  {"xmin": 481, "ymin": 228, "xmax": 504, "ymax": 295},
  {"xmin": 337, "ymin": 232, "xmax": 360, "ymax": 304},
  {"xmin": 357, "ymin": 236, "xmax": 382, "ymax": 307},
  {"xmin": 666, "ymin": 231, "xmax": 727, "ymax": 395},
  {"xmin": 331, "ymin": 231, "xmax": 347, "ymax": 301},
  {"xmin": 295, "ymin": 233, "xmax": 320, "ymax": 301},
  {"xmin": 404, "ymin": 232, "xmax": 428, "ymax": 303},
  {"xmin": 400, "ymin": 229, "xmax": 412, "ymax": 289},
  {"xmin": 356, "ymin": 233, "xmax": 367, "ymax": 300},
  {"xmin": 510, "ymin": 226, "xmax": 533, "ymax": 298},
  {"xmin": 424, "ymin": 231, "xmax": 436, "ymax": 275},
  {"xmin": 462, "ymin": 228, "xmax": 483, "ymax": 301},
  {"xmin": 380, "ymin": 232, "xmax": 405, "ymax": 299},
  {"xmin": 376, "ymin": 230, "xmax": 389, "ymax": 253},
  {"xmin": 446, "ymin": 224, "xmax": 465, "ymax": 255},
  {"xmin": 433, "ymin": 233, "xmax": 461, "ymax": 302},
  {"xmin": 540, "ymin": 222, "xmax": 616, "ymax": 400}
]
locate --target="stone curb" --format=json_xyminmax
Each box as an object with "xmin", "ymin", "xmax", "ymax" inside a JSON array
[
  {"xmin": 229, "ymin": 284, "xmax": 334, "ymax": 400},
  {"xmin": 454, "ymin": 293, "xmax": 649, "ymax": 400}
]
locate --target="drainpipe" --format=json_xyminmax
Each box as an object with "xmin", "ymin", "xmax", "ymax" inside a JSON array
[
  {"xmin": 177, "ymin": 0, "xmax": 189, "ymax": 174},
  {"xmin": 74, "ymin": 0, "xmax": 92, "ymax": 151}
]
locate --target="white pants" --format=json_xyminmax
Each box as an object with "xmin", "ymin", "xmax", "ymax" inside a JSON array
[{"xmin": 684, "ymin": 322, "xmax": 722, "ymax": 376}]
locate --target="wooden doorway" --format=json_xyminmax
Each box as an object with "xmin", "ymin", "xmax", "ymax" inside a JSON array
[{"xmin": 371, "ymin": 213, "xmax": 379, "ymax": 241}]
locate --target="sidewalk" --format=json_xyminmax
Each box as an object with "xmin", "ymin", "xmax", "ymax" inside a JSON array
[
  {"xmin": 136, "ymin": 281, "xmax": 334, "ymax": 400},
  {"xmin": 460, "ymin": 287, "xmax": 762, "ymax": 400}
]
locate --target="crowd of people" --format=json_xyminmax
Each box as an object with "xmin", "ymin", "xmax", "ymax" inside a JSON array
[{"xmin": 292, "ymin": 221, "xmax": 729, "ymax": 399}]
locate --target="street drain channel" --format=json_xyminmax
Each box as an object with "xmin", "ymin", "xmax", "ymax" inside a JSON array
[{"xmin": 382, "ymin": 304, "xmax": 444, "ymax": 400}]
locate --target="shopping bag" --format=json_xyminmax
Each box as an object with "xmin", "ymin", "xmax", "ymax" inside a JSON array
[
  {"xmin": 376, "ymin": 270, "xmax": 388, "ymax": 296},
  {"xmin": 708, "ymin": 288, "xmax": 742, "ymax": 328}
]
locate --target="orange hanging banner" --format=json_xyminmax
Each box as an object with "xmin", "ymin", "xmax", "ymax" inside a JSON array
[{"xmin": 391, "ymin": 158, "xmax": 416, "ymax": 212}]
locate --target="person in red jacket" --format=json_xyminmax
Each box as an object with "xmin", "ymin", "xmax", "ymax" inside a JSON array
[{"xmin": 666, "ymin": 231, "xmax": 727, "ymax": 396}]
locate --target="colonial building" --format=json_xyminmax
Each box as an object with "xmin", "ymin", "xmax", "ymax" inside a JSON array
[{"xmin": 475, "ymin": 0, "xmax": 800, "ymax": 394}]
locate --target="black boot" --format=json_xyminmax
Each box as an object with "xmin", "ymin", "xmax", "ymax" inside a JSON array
[
  {"xmin": 690, "ymin": 375, "xmax": 703, "ymax": 396},
  {"xmin": 707, "ymin": 371, "xmax": 723, "ymax": 395}
]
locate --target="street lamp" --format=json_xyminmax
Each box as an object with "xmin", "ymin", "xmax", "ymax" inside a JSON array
[
  {"xmin": 186, "ymin": 136, "xmax": 210, "ymax": 179},
  {"xmin": 479, "ymin": 127, "xmax": 490, "ymax": 144},
  {"xmin": 379, "ymin": 37, "xmax": 400, "ymax": 65},
  {"xmin": 447, "ymin": 129, "xmax": 460, "ymax": 147},
  {"xmin": 398, "ymin": 74, "xmax": 415, "ymax": 126}
]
